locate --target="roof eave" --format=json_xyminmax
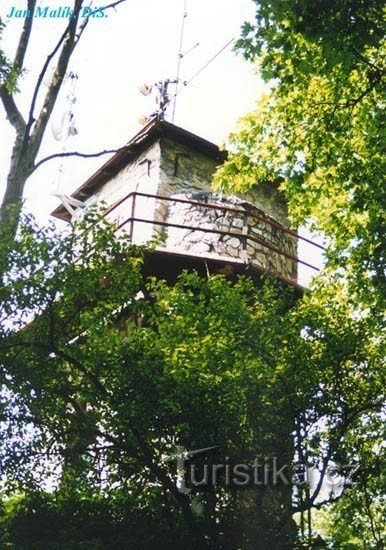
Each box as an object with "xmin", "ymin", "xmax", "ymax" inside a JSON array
[{"xmin": 51, "ymin": 119, "xmax": 227, "ymax": 221}]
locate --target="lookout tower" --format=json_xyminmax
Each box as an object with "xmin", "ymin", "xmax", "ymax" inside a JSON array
[{"xmin": 52, "ymin": 119, "xmax": 316, "ymax": 286}]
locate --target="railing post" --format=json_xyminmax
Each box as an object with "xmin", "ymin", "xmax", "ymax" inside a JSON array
[
  {"xmin": 242, "ymin": 210, "xmax": 248, "ymax": 261},
  {"xmin": 129, "ymin": 192, "xmax": 136, "ymax": 241}
]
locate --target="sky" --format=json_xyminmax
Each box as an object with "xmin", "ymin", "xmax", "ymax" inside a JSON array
[{"xmin": 0, "ymin": 0, "xmax": 323, "ymax": 283}]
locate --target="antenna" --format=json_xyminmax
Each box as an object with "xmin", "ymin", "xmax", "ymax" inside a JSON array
[
  {"xmin": 172, "ymin": 0, "xmax": 200, "ymax": 122},
  {"xmin": 138, "ymin": 0, "xmax": 201, "ymax": 125},
  {"xmin": 174, "ymin": 38, "xmax": 234, "ymax": 98},
  {"xmin": 138, "ymin": 78, "xmax": 177, "ymax": 123},
  {"xmin": 137, "ymin": 7, "xmax": 232, "ymax": 125},
  {"xmin": 172, "ymin": 0, "xmax": 187, "ymax": 122},
  {"xmin": 50, "ymin": 71, "xmax": 79, "ymax": 142},
  {"xmin": 155, "ymin": 79, "xmax": 178, "ymax": 118},
  {"xmin": 51, "ymin": 71, "xmax": 87, "ymax": 222},
  {"xmin": 52, "ymin": 193, "xmax": 97, "ymax": 222},
  {"xmin": 169, "ymin": 38, "xmax": 236, "ymax": 120},
  {"xmin": 138, "ymin": 34, "xmax": 232, "ymax": 124}
]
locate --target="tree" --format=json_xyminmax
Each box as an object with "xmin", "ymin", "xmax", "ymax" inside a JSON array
[
  {"xmin": 213, "ymin": 1, "xmax": 386, "ymax": 545},
  {"xmin": 0, "ymin": 212, "xmax": 296, "ymax": 548},
  {"xmin": 215, "ymin": 0, "xmax": 386, "ymax": 313},
  {"xmin": 318, "ymin": 419, "xmax": 386, "ymax": 549},
  {"xmin": 0, "ymin": 212, "xmax": 384, "ymax": 548},
  {"xmin": 0, "ymin": 0, "xmax": 125, "ymax": 258}
]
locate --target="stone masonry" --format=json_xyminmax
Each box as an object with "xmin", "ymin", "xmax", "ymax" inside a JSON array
[
  {"xmin": 71, "ymin": 125, "xmax": 298, "ymax": 282},
  {"xmin": 165, "ymin": 192, "xmax": 297, "ymax": 280}
]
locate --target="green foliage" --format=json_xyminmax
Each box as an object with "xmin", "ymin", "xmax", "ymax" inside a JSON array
[
  {"xmin": 0, "ymin": 212, "xmax": 300, "ymax": 547},
  {"xmin": 317, "ymin": 414, "xmax": 386, "ymax": 549},
  {"xmin": 0, "ymin": 20, "xmax": 19, "ymax": 91},
  {"xmin": 213, "ymin": 2, "xmax": 386, "ymax": 546},
  {"xmin": 237, "ymin": 0, "xmax": 384, "ymax": 71},
  {"xmin": 0, "ymin": 211, "xmax": 384, "ymax": 547},
  {"xmin": 215, "ymin": 1, "xmax": 386, "ymax": 314},
  {"xmin": 0, "ymin": 491, "xmax": 185, "ymax": 549},
  {"xmin": 0, "ymin": 4, "xmax": 384, "ymax": 546}
]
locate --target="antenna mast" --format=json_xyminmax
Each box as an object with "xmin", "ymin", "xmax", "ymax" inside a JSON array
[
  {"xmin": 172, "ymin": 0, "xmax": 187, "ymax": 122},
  {"xmin": 138, "ymin": 4, "xmax": 232, "ymax": 125},
  {"xmin": 51, "ymin": 71, "xmax": 95, "ymax": 223},
  {"xmin": 156, "ymin": 79, "xmax": 177, "ymax": 119}
]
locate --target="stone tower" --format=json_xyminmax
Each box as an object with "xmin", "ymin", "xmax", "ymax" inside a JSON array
[
  {"xmin": 52, "ymin": 119, "xmax": 300, "ymax": 286},
  {"xmin": 50, "ymin": 118, "xmax": 314, "ymax": 547}
]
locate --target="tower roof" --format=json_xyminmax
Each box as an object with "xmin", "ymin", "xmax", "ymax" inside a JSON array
[{"xmin": 51, "ymin": 119, "xmax": 227, "ymax": 221}]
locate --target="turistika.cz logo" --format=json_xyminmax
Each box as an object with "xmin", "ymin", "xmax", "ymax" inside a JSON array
[
  {"xmin": 6, "ymin": 5, "xmax": 108, "ymax": 19},
  {"xmin": 162, "ymin": 445, "xmax": 358, "ymax": 495}
]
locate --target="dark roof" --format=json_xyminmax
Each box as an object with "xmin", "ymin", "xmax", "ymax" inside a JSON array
[{"xmin": 51, "ymin": 118, "xmax": 227, "ymax": 221}]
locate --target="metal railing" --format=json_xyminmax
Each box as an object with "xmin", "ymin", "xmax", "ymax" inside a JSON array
[{"xmin": 104, "ymin": 191, "xmax": 324, "ymax": 276}]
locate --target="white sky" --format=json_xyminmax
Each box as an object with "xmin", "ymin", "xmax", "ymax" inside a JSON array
[{"xmin": 0, "ymin": 0, "xmax": 323, "ymax": 283}]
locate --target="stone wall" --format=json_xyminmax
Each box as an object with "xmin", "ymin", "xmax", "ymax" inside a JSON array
[
  {"xmin": 159, "ymin": 137, "xmax": 219, "ymax": 195},
  {"xmin": 97, "ymin": 133, "xmax": 298, "ymax": 280},
  {"xmin": 102, "ymin": 141, "xmax": 161, "ymax": 243},
  {"xmin": 159, "ymin": 137, "xmax": 290, "ymax": 227},
  {"xmin": 165, "ymin": 192, "xmax": 297, "ymax": 280}
]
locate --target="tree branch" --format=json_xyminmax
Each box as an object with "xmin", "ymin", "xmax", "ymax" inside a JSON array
[
  {"xmin": 34, "ymin": 147, "xmax": 124, "ymax": 171},
  {"xmin": 363, "ymin": 482, "xmax": 382, "ymax": 544},
  {"xmin": 27, "ymin": 0, "xmax": 128, "ymax": 160},
  {"xmin": 26, "ymin": 0, "xmax": 84, "ymax": 144},
  {"xmin": 13, "ymin": 0, "xmax": 37, "ymax": 71},
  {"xmin": 293, "ymin": 490, "xmax": 345, "ymax": 514},
  {"xmin": 1, "ymin": 339, "xmax": 108, "ymax": 396},
  {"xmin": 0, "ymin": 0, "xmax": 37, "ymax": 132},
  {"xmin": 0, "ymin": 87, "xmax": 26, "ymax": 133},
  {"xmin": 350, "ymin": 46, "xmax": 385, "ymax": 75},
  {"xmin": 101, "ymin": 0, "xmax": 127, "ymax": 10},
  {"xmin": 311, "ymin": 70, "xmax": 384, "ymax": 115},
  {"xmin": 51, "ymin": 345, "xmax": 109, "ymax": 396},
  {"xmin": 115, "ymin": 424, "xmax": 209, "ymax": 546},
  {"xmin": 74, "ymin": 0, "xmax": 128, "ymax": 46}
]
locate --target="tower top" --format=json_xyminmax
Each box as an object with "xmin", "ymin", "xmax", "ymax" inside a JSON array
[
  {"xmin": 51, "ymin": 118, "xmax": 227, "ymax": 222},
  {"xmin": 50, "ymin": 118, "xmax": 318, "ymax": 287}
]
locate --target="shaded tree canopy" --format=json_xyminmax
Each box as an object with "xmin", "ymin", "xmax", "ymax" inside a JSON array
[
  {"xmin": 213, "ymin": 2, "xmax": 386, "ymax": 546},
  {"xmin": 0, "ymin": 212, "xmax": 384, "ymax": 548}
]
